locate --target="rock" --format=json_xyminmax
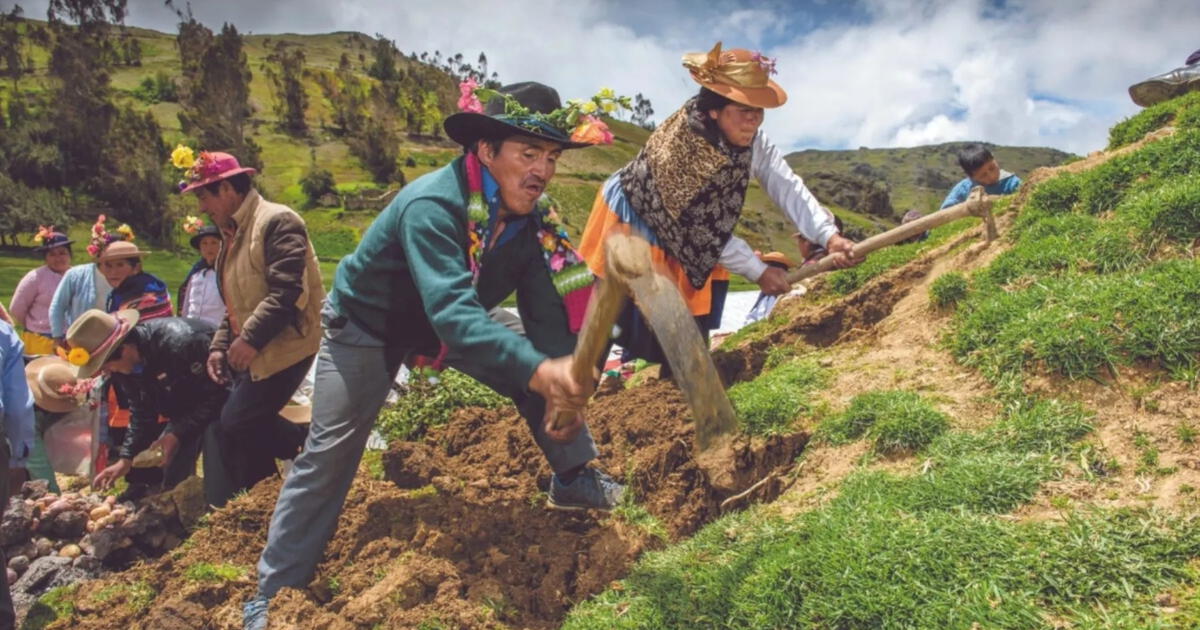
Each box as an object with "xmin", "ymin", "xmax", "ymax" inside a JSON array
[
  {"xmin": 12, "ymin": 555, "xmax": 71, "ymax": 594},
  {"xmin": 33, "ymin": 538, "xmax": 53, "ymax": 559},
  {"xmin": 0, "ymin": 499, "xmax": 34, "ymax": 547},
  {"xmin": 8, "ymin": 555, "xmax": 29, "ymax": 574},
  {"xmin": 44, "ymin": 510, "xmax": 87, "ymax": 539},
  {"xmin": 167, "ymin": 476, "xmax": 206, "ymax": 529},
  {"xmin": 71, "ymin": 555, "xmax": 101, "ymax": 573},
  {"xmin": 19, "ymin": 480, "xmax": 49, "ymax": 501},
  {"xmin": 58, "ymin": 545, "xmax": 81, "ymax": 559},
  {"xmin": 804, "ymin": 171, "xmax": 895, "ymax": 220},
  {"xmin": 87, "ymin": 528, "xmax": 132, "ymax": 563},
  {"xmin": 142, "ymin": 529, "xmax": 166, "ymax": 551}
]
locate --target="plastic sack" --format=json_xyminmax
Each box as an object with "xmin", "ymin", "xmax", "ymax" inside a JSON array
[{"xmin": 42, "ymin": 405, "xmax": 99, "ymax": 477}]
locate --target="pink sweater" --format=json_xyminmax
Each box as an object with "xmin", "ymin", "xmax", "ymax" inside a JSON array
[{"xmin": 9, "ymin": 266, "xmax": 64, "ymax": 335}]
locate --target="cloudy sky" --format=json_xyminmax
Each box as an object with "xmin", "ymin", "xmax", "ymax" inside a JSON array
[{"xmin": 17, "ymin": 0, "xmax": 1200, "ymax": 155}]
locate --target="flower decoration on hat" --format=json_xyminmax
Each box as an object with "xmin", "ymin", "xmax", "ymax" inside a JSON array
[
  {"xmin": 457, "ymin": 77, "xmax": 483, "ymax": 114},
  {"xmin": 66, "ymin": 347, "xmax": 90, "ymax": 367},
  {"xmin": 171, "ymin": 144, "xmax": 227, "ymax": 191},
  {"xmin": 182, "ymin": 215, "xmax": 205, "ymax": 235},
  {"xmin": 171, "ymin": 144, "xmax": 196, "ymax": 170},
  {"xmin": 750, "ymin": 51, "xmax": 777, "ymax": 76},
  {"xmin": 464, "ymin": 82, "xmax": 631, "ymax": 147},
  {"xmin": 85, "ymin": 215, "xmax": 134, "ymax": 257},
  {"xmin": 116, "ymin": 223, "xmax": 135, "ymax": 242},
  {"xmin": 32, "ymin": 225, "xmax": 55, "ymax": 246},
  {"xmin": 56, "ymin": 377, "xmax": 96, "ymax": 399}
]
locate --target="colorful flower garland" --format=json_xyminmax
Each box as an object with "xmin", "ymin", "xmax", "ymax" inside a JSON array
[
  {"xmin": 466, "ymin": 82, "xmax": 631, "ymax": 146},
  {"xmin": 181, "ymin": 215, "xmax": 206, "ymax": 235},
  {"xmin": 86, "ymin": 215, "xmax": 134, "ymax": 258}
]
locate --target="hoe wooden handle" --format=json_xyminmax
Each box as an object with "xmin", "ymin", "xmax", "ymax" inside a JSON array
[{"xmin": 786, "ymin": 190, "xmax": 997, "ymax": 284}]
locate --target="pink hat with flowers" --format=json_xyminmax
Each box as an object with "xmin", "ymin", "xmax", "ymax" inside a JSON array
[{"xmin": 171, "ymin": 145, "xmax": 257, "ymax": 194}]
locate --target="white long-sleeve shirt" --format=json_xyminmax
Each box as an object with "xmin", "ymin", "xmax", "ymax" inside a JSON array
[{"xmin": 719, "ymin": 132, "xmax": 839, "ymax": 282}]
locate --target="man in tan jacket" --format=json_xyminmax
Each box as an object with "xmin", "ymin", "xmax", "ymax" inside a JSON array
[{"xmin": 180, "ymin": 151, "xmax": 322, "ymax": 506}]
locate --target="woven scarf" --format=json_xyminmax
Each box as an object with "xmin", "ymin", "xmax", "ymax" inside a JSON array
[
  {"xmin": 618, "ymin": 97, "xmax": 752, "ymax": 289},
  {"xmin": 106, "ymin": 272, "xmax": 173, "ymax": 321}
]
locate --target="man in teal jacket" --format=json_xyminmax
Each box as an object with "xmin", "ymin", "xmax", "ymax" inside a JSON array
[{"xmin": 244, "ymin": 82, "xmax": 620, "ymax": 630}]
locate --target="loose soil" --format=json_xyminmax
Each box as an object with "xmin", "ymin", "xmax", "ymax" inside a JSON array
[{"xmin": 60, "ymin": 378, "xmax": 806, "ymax": 629}]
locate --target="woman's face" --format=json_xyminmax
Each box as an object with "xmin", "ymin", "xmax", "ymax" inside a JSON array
[
  {"xmin": 197, "ymin": 235, "xmax": 221, "ymax": 266},
  {"xmin": 709, "ymin": 102, "xmax": 765, "ymax": 147},
  {"xmin": 44, "ymin": 247, "xmax": 72, "ymax": 274},
  {"xmin": 100, "ymin": 258, "xmax": 139, "ymax": 288}
]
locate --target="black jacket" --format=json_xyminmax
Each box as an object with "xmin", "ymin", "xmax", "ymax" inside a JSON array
[{"xmin": 117, "ymin": 317, "xmax": 229, "ymax": 461}]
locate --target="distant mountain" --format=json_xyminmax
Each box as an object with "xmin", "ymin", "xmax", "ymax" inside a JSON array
[{"xmin": 786, "ymin": 142, "xmax": 1075, "ymax": 224}]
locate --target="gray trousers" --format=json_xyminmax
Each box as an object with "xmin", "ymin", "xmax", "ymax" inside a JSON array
[{"xmin": 256, "ymin": 308, "xmax": 598, "ymax": 598}]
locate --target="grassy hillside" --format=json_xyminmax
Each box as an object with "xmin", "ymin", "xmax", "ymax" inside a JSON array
[
  {"xmin": 565, "ymin": 92, "xmax": 1200, "ymax": 630},
  {"xmin": 787, "ymin": 142, "xmax": 1074, "ymax": 217}
]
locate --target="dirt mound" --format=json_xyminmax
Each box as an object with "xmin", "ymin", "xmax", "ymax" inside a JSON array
[
  {"xmin": 714, "ymin": 222, "xmax": 989, "ymax": 388},
  {"xmin": 60, "ymin": 377, "xmax": 806, "ymax": 629}
]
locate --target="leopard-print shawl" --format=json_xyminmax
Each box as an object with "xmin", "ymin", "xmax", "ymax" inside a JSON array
[{"xmin": 617, "ymin": 97, "xmax": 752, "ymax": 289}]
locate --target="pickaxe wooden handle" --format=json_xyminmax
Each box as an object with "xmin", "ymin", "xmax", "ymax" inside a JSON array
[
  {"xmin": 548, "ymin": 232, "xmax": 650, "ymax": 430},
  {"xmin": 549, "ymin": 274, "xmax": 627, "ymax": 430},
  {"xmin": 785, "ymin": 188, "xmax": 998, "ymax": 284}
]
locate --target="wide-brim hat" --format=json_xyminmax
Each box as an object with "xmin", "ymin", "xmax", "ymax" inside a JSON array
[
  {"xmin": 98, "ymin": 240, "xmax": 149, "ymax": 263},
  {"xmin": 683, "ymin": 42, "xmax": 787, "ymax": 109},
  {"xmin": 180, "ymin": 151, "xmax": 257, "ymax": 194},
  {"xmin": 188, "ymin": 224, "xmax": 222, "ymax": 249},
  {"xmin": 443, "ymin": 82, "xmax": 593, "ymax": 150},
  {"xmin": 25, "ymin": 357, "xmax": 86, "ymax": 413},
  {"xmin": 760, "ymin": 251, "xmax": 795, "ymax": 268},
  {"xmin": 65, "ymin": 308, "xmax": 141, "ymax": 378},
  {"xmin": 34, "ymin": 233, "xmax": 74, "ymax": 253}
]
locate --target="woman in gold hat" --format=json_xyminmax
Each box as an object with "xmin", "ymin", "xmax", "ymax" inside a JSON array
[{"xmin": 577, "ymin": 42, "xmax": 859, "ymax": 371}]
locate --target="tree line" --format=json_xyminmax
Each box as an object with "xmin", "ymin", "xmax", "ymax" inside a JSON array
[{"xmin": 0, "ymin": 1, "xmax": 656, "ymax": 246}]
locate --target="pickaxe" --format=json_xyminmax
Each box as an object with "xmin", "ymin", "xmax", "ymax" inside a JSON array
[{"xmin": 550, "ymin": 231, "xmax": 739, "ymax": 479}]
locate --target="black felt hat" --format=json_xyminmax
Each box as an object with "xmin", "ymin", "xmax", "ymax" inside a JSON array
[
  {"xmin": 33, "ymin": 232, "xmax": 73, "ymax": 253},
  {"xmin": 443, "ymin": 82, "xmax": 591, "ymax": 150},
  {"xmin": 188, "ymin": 224, "xmax": 221, "ymax": 249}
]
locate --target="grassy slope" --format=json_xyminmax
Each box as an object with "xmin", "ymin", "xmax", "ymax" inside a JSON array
[{"xmin": 564, "ymin": 94, "xmax": 1200, "ymax": 629}]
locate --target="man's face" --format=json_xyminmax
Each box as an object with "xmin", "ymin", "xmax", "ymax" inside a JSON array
[
  {"xmin": 100, "ymin": 258, "xmax": 139, "ymax": 288},
  {"xmin": 477, "ymin": 137, "xmax": 563, "ymax": 217},
  {"xmin": 969, "ymin": 159, "xmax": 1001, "ymax": 186},
  {"xmin": 44, "ymin": 247, "xmax": 72, "ymax": 274},
  {"xmin": 709, "ymin": 103, "xmax": 765, "ymax": 147},
  {"xmin": 194, "ymin": 181, "xmax": 242, "ymax": 226},
  {"xmin": 100, "ymin": 343, "xmax": 139, "ymax": 375},
  {"xmin": 197, "ymin": 235, "xmax": 221, "ymax": 265}
]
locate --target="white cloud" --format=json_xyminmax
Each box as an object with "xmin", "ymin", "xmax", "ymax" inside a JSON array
[
  {"xmin": 761, "ymin": 0, "xmax": 1200, "ymax": 154},
  {"xmin": 22, "ymin": 0, "xmax": 1200, "ymax": 155}
]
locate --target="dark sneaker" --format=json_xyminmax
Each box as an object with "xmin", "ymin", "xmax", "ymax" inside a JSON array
[
  {"xmin": 547, "ymin": 467, "xmax": 625, "ymax": 511},
  {"xmin": 243, "ymin": 595, "xmax": 269, "ymax": 630},
  {"xmin": 1129, "ymin": 64, "xmax": 1200, "ymax": 107}
]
